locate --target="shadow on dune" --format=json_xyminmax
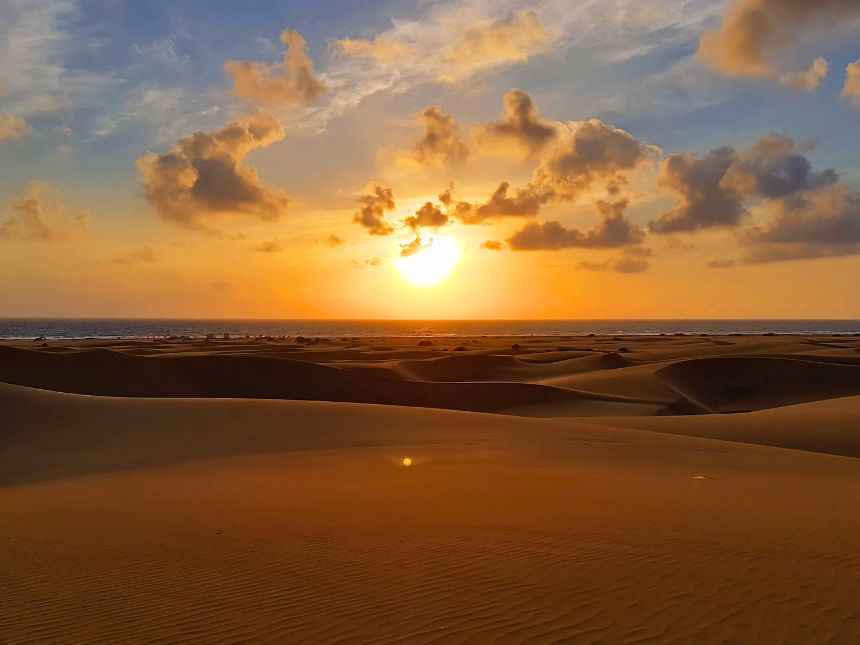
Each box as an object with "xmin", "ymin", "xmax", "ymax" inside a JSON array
[
  {"xmin": 0, "ymin": 345, "xmax": 627, "ymax": 414},
  {"xmin": 656, "ymin": 357, "xmax": 860, "ymax": 413}
]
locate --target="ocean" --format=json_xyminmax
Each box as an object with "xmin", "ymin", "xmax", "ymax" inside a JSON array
[{"xmin": 1, "ymin": 319, "xmax": 859, "ymax": 339}]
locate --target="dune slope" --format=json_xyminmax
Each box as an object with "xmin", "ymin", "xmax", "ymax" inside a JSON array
[{"xmin": 2, "ymin": 383, "xmax": 860, "ymax": 643}]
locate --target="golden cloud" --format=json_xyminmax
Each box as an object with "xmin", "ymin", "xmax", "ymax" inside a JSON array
[
  {"xmin": 698, "ymin": 0, "xmax": 860, "ymax": 78},
  {"xmin": 0, "ymin": 182, "xmax": 89, "ymax": 242},
  {"xmin": 225, "ymin": 29, "xmax": 326, "ymax": 105}
]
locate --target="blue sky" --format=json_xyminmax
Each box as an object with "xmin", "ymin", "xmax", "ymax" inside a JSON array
[{"xmin": 3, "ymin": 1, "xmax": 858, "ymax": 196}]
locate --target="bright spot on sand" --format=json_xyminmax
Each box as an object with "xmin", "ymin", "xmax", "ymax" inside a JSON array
[
  {"xmin": 402, "ymin": 457, "xmax": 413, "ymax": 467},
  {"xmin": 395, "ymin": 236, "xmax": 462, "ymax": 287}
]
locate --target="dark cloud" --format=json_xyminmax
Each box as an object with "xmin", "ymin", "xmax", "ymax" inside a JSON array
[
  {"xmin": 109, "ymin": 246, "xmax": 159, "ymax": 265},
  {"xmin": 698, "ymin": 0, "xmax": 860, "ymax": 77},
  {"xmin": 353, "ymin": 184, "xmax": 395, "ymax": 236},
  {"xmin": 136, "ymin": 112, "xmax": 289, "ymax": 228},
  {"xmin": 650, "ymin": 146, "xmax": 745, "ymax": 233},
  {"xmin": 651, "ymin": 134, "xmax": 838, "ymax": 234},
  {"xmin": 413, "ymin": 107, "xmax": 469, "ymax": 166},
  {"xmin": 475, "ymin": 89, "xmax": 557, "ymax": 155},
  {"xmin": 532, "ymin": 118, "xmax": 657, "ymax": 200},
  {"xmin": 326, "ymin": 234, "xmax": 343, "ymax": 247},
  {"xmin": 724, "ymin": 134, "xmax": 837, "ymax": 198},
  {"xmin": 743, "ymin": 187, "xmax": 860, "ymax": 262},
  {"xmin": 456, "ymin": 182, "xmax": 553, "ymax": 224},
  {"xmin": 404, "ymin": 202, "xmax": 448, "ymax": 230},
  {"xmin": 0, "ymin": 182, "xmax": 89, "ymax": 242},
  {"xmin": 480, "ymin": 240, "xmax": 503, "ymax": 251},
  {"xmin": 508, "ymin": 199, "xmax": 644, "ymax": 250},
  {"xmin": 225, "ymin": 29, "xmax": 326, "ymax": 105}
]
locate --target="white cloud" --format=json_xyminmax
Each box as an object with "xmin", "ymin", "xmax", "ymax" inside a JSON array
[
  {"xmin": 0, "ymin": 0, "xmax": 119, "ymax": 117},
  {"xmin": 293, "ymin": 0, "xmax": 719, "ymax": 133}
]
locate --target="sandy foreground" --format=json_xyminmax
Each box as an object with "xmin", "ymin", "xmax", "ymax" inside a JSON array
[{"xmin": 2, "ymin": 334, "xmax": 860, "ymax": 643}]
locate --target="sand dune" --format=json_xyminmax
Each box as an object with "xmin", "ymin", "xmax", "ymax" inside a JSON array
[
  {"xmin": 655, "ymin": 356, "xmax": 860, "ymax": 413},
  {"xmin": 3, "ymin": 334, "xmax": 860, "ymax": 642},
  {"xmin": 3, "ymin": 382, "xmax": 860, "ymax": 643},
  {"xmin": 0, "ymin": 344, "xmax": 624, "ymax": 414},
  {"xmin": 590, "ymin": 394, "xmax": 860, "ymax": 458}
]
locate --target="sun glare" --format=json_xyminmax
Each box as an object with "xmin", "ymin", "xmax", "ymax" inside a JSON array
[{"xmin": 395, "ymin": 236, "xmax": 462, "ymax": 287}]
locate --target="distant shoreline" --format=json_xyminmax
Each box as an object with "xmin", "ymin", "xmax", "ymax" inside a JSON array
[{"xmin": 1, "ymin": 318, "xmax": 859, "ymax": 340}]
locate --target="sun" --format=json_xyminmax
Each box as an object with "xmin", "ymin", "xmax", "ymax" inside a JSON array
[{"xmin": 395, "ymin": 235, "xmax": 462, "ymax": 287}]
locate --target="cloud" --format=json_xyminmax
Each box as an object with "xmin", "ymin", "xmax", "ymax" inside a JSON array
[
  {"xmin": 698, "ymin": 0, "xmax": 860, "ymax": 77},
  {"xmin": 353, "ymin": 184, "xmax": 396, "ymax": 236},
  {"xmin": 778, "ymin": 57, "xmax": 828, "ymax": 92},
  {"xmin": 299, "ymin": 1, "xmax": 718, "ymax": 134},
  {"xmin": 412, "ymin": 107, "xmax": 469, "ymax": 167},
  {"xmin": 844, "ymin": 58, "xmax": 860, "ymax": 106},
  {"xmin": 400, "ymin": 235, "xmax": 431, "ymax": 257},
  {"xmin": 109, "ymin": 246, "xmax": 159, "ymax": 265},
  {"xmin": 532, "ymin": 118, "xmax": 657, "ymax": 201},
  {"xmin": 508, "ymin": 198, "xmax": 644, "ymax": 250},
  {"xmin": 326, "ymin": 234, "xmax": 344, "ymax": 247},
  {"xmin": 339, "ymin": 10, "xmax": 549, "ymax": 85},
  {"xmin": 480, "ymin": 240, "xmax": 503, "ymax": 250},
  {"xmin": 404, "ymin": 202, "xmax": 449, "ymax": 230},
  {"xmin": 0, "ymin": 113, "xmax": 28, "ymax": 141},
  {"xmin": 723, "ymin": 133, "xmax": 837, "ymax": 198},
  {"xmin": 432, "ymin": 103, "xmax": 654, "ymax": 229},
  {"xmin": 742, "ymin": 185, "xmax": 860, "ymax": 262},
  {"xmin": 135, "ymin": 111, "xmax": 290, "ymax": 229},
  {"xmin": 333, "ymin": 37, "xmax": 408, "ymax": 62},
  {"xmin": 439, "ymin": 10, "xmax": 550, "ymax": 83},
  {"xmin": 0, "ymin": 1, "xmax": 119, "ymax": 117},
  {"xmin": 650, "ymin": 146, "xmax": 745, "ymax": 233},
  {"xmin": 225, "ymin": 29, "xmax": 326, "ymax": 106},
  {"xmin": 578, "ymin": 256, "xmax": 650, "ymax": 273},
  {"xmin": 0, "ymin": 181, "xmax": 89, "ymax": 242},
  {"xmin": 454, "ymin": 182, "xmax": 553, "ymax": 224},
  {"xmin": 474, "ymin": 89, "xmax": 557, "ymax": 156},
  {"xmin": 254, "ymin": 241, "xmax": 282, "ymax": 253},
  {"xmin": 651, "ymin": 134, "xmax": 838, "ymax": 233}
]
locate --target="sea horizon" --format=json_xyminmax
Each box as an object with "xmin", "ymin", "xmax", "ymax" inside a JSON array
[{"xmin": 3, "ymin": 317, "xmax": 859, "ymax": 339}]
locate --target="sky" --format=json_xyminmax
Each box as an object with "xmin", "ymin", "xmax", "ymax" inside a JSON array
[{"xmin": 0, "ymin": 0, "xmax": 859, "ymax": 319}]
